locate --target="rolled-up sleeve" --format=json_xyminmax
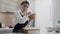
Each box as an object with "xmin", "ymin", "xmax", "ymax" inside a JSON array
[{"xmin": 14, "ymin": 12, "xmax": 29, "ymax": 24}]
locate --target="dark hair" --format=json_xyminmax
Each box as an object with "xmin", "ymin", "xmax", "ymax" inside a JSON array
[{"xmin": 21, "ymin": 1, "xmax": 29, "ymax": 6}]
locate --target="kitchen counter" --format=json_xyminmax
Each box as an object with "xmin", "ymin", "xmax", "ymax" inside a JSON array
[
  {"xmin": 0, "ymin": 27, "xmax": 40, "ymax": 34},
  {"xmin": 46, "ymin": 32, "xmax": 60, "ymax": 34},
  {"xmin": 24, "ymin": 27, "xmax": 40, "ymax": 31}
]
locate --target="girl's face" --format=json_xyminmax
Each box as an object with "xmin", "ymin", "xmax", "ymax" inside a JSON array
[{"xmin": 20, "ymin": 4, "xmax": 29, "ymax": 13}]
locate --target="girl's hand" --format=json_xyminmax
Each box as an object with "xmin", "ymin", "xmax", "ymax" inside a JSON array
[{"xmin": 28, "ymin": 13, "xmax": 36, "ymax": 20}]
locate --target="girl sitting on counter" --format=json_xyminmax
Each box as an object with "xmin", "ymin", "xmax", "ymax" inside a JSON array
[{"xmin": 13, "ymin": 1, "xmax": 36, "ymax": 33}]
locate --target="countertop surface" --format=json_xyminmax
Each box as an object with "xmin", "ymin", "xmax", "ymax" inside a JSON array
[{"xmin": 46, "ymin": 32, "xmax": 60, "ymax": 34}]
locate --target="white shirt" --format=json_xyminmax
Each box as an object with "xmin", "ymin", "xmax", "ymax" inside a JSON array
[{"xmin": 13, "ymin": 10, "xmax": 29, "ymax": 27}]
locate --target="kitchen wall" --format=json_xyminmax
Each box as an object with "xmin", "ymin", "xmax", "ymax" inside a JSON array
[
  {"xmin": 0, "ymin": 0, "xmax": 19, "ymax": 12},
  {"xmin": 0, "ymin": 0, "xmax": 1, "ymax": 10}
]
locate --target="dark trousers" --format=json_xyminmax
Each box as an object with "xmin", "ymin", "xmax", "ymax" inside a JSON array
[{"xmin": 13, "ymin": 21, "xmax": 28, "ymax": 33}]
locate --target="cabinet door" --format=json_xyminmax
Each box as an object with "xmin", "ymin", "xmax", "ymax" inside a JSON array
[{"xmin": 53, "ymin": 0, "xmax": 60, "ymax": 27}]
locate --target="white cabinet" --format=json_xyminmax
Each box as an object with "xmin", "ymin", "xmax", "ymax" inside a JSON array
[
  {"xmin": 0, "ymin": 12, "xmax": 14, "ymax": 27},
  {"xmin": 52, "ymin": 0, "xmax": 60, "ymax": 27}
]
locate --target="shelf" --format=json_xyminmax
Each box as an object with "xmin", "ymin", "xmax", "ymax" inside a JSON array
[{"xmin": 0, "ymin": 10, "xmax": 14, "ymax": 14}]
